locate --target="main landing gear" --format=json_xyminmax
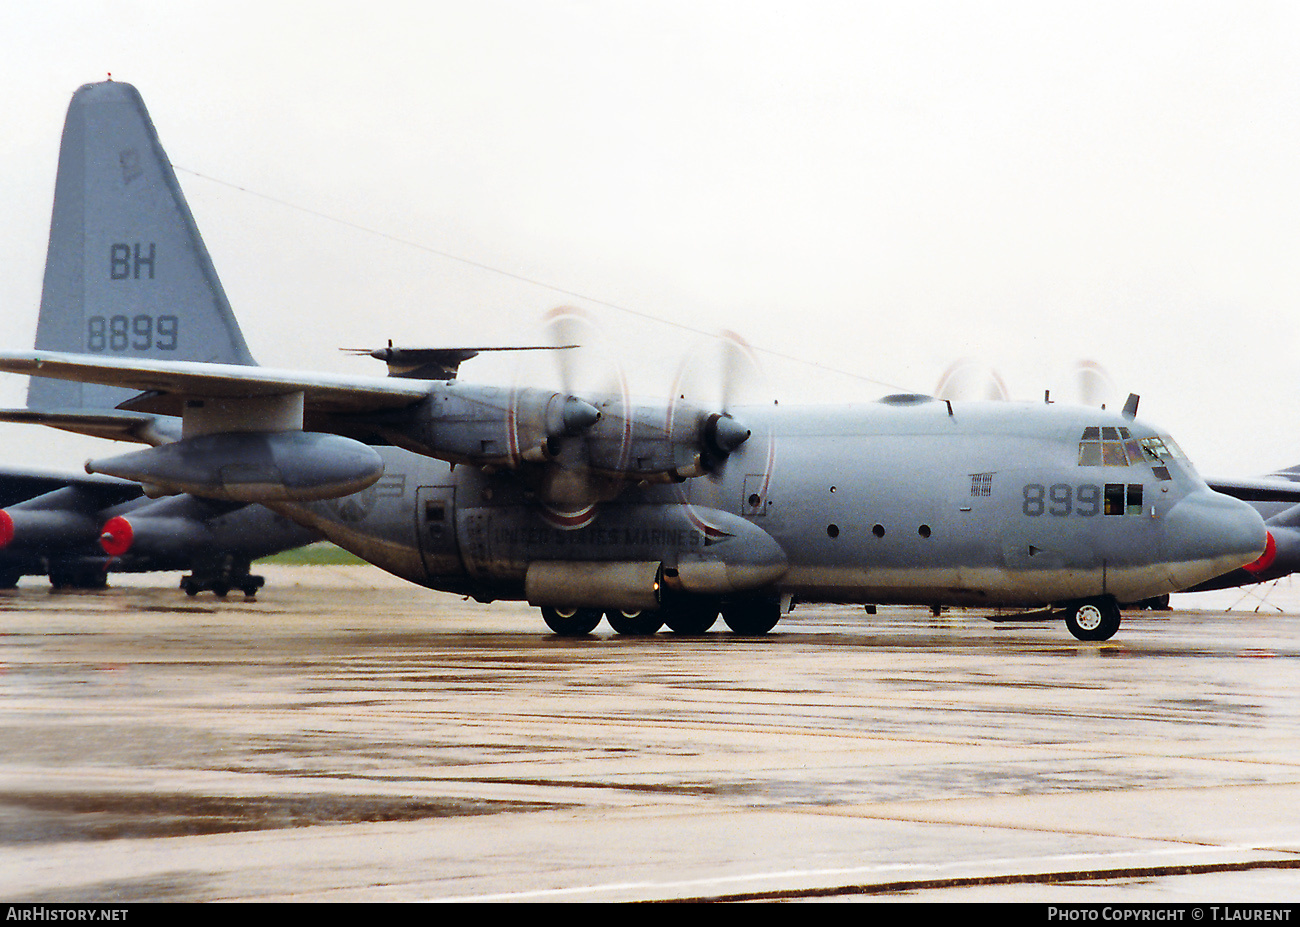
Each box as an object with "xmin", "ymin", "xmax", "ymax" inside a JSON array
[
  {"xmin": 540, "ymin": 606, "xmax": 603, "ymax": 636},
  {"xmin": 180, "ymin": 554, "xmax": 264, "ymax": 598},
  {"xmin": 541, "ymin": 594, "xmax": 784, "ymax": 637},
  {"xmin": 1062, "ymin": 596, "xmax": 1122, "ymax": 642}
]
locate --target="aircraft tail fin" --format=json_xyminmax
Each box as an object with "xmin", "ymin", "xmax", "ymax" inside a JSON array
[{"xmin": 29, "ymin": 80, "xmax": 256, "ymax": 413}]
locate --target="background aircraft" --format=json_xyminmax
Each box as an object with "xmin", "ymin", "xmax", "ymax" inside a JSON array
[
  {"xmin": 0, "ymin": 468, "xmax": 315, "ymax": 593},
  {"xmin": 0, "ymin": 81, "xmax": 1274, "ymax": 638}
]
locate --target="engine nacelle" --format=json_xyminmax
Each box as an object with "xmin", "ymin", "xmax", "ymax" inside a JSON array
[
  {"xmin": 99, "ymin": 494, "xmax": 293, "ymax": 560},
  {"xmin": 391, "ymin": 383, "xmax": 599, "ymax": 467},
  {"xmin": 0, "ymin": 507, "xmax": 98, "ymax": 550},
  {"xmin": 0, "ymin": 484, "xmax": 141, "ymax": 552},
  {"xmin": 582, "ymin": 402, "xmax": 750, "ymax": 480},
  {"xmin": 86, "ymin": 432, "xmax": 384, "ymax": 503}
]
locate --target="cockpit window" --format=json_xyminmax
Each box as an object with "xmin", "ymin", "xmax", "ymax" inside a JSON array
[
  {"xmin": 1078, "ymin": 426, "xmax": 1134, "ymax": 467},
  {"xmin": 1159, "ymin": 435, "xmax": 1189, "ymax": 461},
  {"xmin": 1079, "ymin": 427, "xmax": 1192, "ymax": 479},
  {"xmin": 1139, "ymin": 437, "xmax": 1169, "ymax": 462}
]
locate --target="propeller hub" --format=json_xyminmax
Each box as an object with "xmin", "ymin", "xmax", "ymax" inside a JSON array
[
  {"xmin": 706, "ymin": 413, "xmax": 751, "ymax": 455},
  {"xmin": 561, "ymin": 397, "xmax": 601, "ymax": 435}
]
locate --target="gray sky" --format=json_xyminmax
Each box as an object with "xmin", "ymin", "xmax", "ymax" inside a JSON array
[{"xmin": 1, "ymin": 1, "xmax": 1298, "ymax": 475}]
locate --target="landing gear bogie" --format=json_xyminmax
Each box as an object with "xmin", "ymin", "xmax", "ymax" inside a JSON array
[{"xmin": 180, "ymin": 562, "xmax": 264, "ymax": 598}]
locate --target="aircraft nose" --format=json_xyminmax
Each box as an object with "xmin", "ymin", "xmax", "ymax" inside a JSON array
[{"xmin": 1163, "ymin": 490, "xmax": 1267, "ymax": 588}]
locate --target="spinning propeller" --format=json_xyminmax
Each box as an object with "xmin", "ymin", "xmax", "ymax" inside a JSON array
[
  {"xmin": 935, "ymin": 357, "xmax": 1117, "ymax": 407},
  {"xmin": 511, "ymin": 309, "xmax": 762, "ymax": 526}
]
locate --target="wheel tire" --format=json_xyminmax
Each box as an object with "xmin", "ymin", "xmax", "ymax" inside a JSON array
[
  {"xmin": 541, "ymin": 605, "xmax": 602, "ymax": 636},
  {"xmin": 1065, "ymin": 597, "xmax": 1121, "ymax": 642},
  {"xmin": 49, "ymin": 568, "xmax": 106, "ymax": 590},
  {"xmin": 606, "ymin": 609, "xmax": 663, "ymax": 635},
  {"xmin": 0, "ymin": 569, "xmax": 21, "ymax": 589},
  {"xmin": 663, "ymin": 597, "xmax": 719, "ymax": 635},
  {"xmin": 721, "ymin": 597, "xmax": 781, "ymax": 635}
]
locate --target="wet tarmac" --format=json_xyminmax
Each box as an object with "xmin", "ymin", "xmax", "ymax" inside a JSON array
[{"xmin": 2, "ymin": 566, "xmax": 1300, "ymax": 901}]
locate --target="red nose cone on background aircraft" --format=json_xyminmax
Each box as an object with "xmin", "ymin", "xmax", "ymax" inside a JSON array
[
  {"xmin": 99, "ymin": 516, "xmax": 133, "ymax": 557},
  {"xmin": 1243, "ymin": 530, "xmax": 1277, "ymax": 575}
]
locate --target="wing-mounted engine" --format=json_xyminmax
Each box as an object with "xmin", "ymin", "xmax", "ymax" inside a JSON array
[
  {"xmin": 572, "ymin": 397, "xmax": 750, "ymax": 481},
  {"xmin": 372, "ymin": 382, "xmax": 601, "ymax": 468},
  {"xmin": 354, "ymin": 315, "xmax": 758, "ymax": 519},
  {"xmin": 0, "ymin": 482, "xmax": 142, "ymax": 553},
  {"xmin": 362, "ymin": 382, "xmax": 747, "ymax": 492}
]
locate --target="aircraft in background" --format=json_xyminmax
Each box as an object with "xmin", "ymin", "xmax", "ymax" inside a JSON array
[
  {"xmin": 1191, "ymin": 467, "xmax": 1300, "ymax": 594},
  {"xmin": 0, "ymin": 80, "xmax": 1275, "ymax": 638},
  {"xmin": 0, "ymin": 467, "xmax": 315, "ymax": 594}
]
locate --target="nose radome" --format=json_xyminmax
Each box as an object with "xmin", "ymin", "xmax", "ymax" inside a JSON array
[{"xmin": 1164, "ymin": 490, "xmax": 1267, "ymax": 587}]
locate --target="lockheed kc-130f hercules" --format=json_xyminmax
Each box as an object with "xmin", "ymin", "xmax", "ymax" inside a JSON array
[{"xmin": 0, "ymin": 80, "xmax": 1272, "ymax": 640}]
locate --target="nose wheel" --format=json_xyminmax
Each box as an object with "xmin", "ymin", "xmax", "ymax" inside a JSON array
[{"xmin": 1063, "ymin": 597, "xmax": 1121, "ymax": 641}]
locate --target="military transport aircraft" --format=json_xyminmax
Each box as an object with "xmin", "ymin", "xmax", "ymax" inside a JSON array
[
  {"xmin": 0, "ymin": 467, "xmax": 315, "ymax": 593},
  {"xmin": 0, "ymin": 80, "xmax": 1273, "ymax": 640}
]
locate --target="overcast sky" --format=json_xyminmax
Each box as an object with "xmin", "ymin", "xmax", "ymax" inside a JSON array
[{"xmin": 2, "ymin": 1, "xmax": 1298, "ymax": 475}]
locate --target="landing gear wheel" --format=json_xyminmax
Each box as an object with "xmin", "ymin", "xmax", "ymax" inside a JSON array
[
  {"xmin": 541, "ymin": 605, "xmax": 602, "ymax": 636},
  {"xmin": 1064, "ymin": 597, "xmax": 1121, "ymax": 642},
  {"xmin": 606, "ymin": 609, "xmax": 663, "ymax": 635},
  {"xmin": 49, "ymin": 568, "xmax": 107, "ymax": 590},
  {"xmin": 721, "ymin": 596, "xmax": 781, "ymax": 635},
  {"xmin": 663, "ymin": 598, "xmax": 719, "ymax": 635}
]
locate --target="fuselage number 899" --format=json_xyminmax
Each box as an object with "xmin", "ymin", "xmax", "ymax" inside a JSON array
[{"xmin": 87, "ymin": 314, "xmax": 179, "ymax": 352}]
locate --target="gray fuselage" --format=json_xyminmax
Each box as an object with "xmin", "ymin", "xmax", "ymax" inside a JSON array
[{"xmin": 271, "ymin": 396, "xmax": 1265, "ymax": 611}]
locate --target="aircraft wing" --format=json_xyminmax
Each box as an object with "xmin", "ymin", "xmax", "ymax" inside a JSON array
[
  {"xmin": 0, "ymin": 409, "xmax": 179, "ymax": 445},
  {"xmin": 1205, "ymin": 477, "xmax": 1300, "ymax": 503},
  {"xmin": 0, "ymin": 465, "xmax": 139, "ymax": 508},
  {"xmin": 0, "ymin": 351, "xmax": 432, "ymax": 416}
]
